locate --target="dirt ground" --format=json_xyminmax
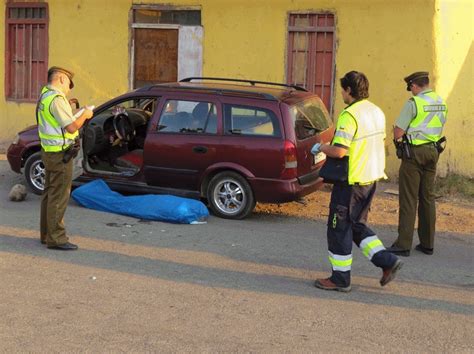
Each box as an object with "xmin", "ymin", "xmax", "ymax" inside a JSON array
[{"xmin": 255, "ymin": 182, "xmax": 473, "ymax": 236}]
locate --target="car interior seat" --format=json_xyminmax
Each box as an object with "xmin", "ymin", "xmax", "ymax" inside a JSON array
[{"xmin": 191, "ymin": 102, "xmax": 210, "ymax": 130}]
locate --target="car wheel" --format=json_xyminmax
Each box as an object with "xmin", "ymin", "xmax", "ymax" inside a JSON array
[
  {"xmin": 24, "ymin": 152, "xmax": 45, "ymax": 195},
  {"xmin": 207, "ymin": 171, "xmax": 255, "ymax": 219}
]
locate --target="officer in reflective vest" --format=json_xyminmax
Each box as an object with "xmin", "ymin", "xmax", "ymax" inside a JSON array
[
  {"xmin": 311, "ymin": 71, "xmax": 402, "ymax": 292},
  {"xmin": 38, "ymin": 66, "xmax": 93, "ymax": 250},
  {"xmin": 387, "ymin": 72, "xmax": 447, "ymax": 256}
]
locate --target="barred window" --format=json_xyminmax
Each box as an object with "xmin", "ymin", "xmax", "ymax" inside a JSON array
[
  {"xmin": 5, "ymin": 3, "xmax": 48, "ymax": 101},
  {"xmin": 287, "ymin": 13, "xmax": 335, "ymax": 115}
]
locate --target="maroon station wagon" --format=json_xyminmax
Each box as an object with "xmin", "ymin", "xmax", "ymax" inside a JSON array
[{"xmin": 7, "ymin": 78, "xmax": 334, "ymax": 219}]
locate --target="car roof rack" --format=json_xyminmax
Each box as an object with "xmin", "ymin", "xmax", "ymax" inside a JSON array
[
  {"xmin": 145, "ymin": 84, "xmax": 278, "ymax": 100},
  {"xmin": 180, "ymin": 77, "xmax": 308, "ymax": 92}
]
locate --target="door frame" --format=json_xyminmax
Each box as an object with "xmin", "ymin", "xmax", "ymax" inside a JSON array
[{"xmin": 128, "ymin": 4, "xmax": 202, "ymax": 90}]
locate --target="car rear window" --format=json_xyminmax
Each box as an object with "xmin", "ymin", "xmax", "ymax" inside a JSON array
[
  {"xmin": 223, "ymin": 104, "xmax": 281, "ymax": 137},
  {"xmin": 290, "ymin": 98, "xmax": 331, "ymax": 140}
]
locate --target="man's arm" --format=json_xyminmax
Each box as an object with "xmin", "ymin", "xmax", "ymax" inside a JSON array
[
  {"xmin": 50, "ymin": 97, "xmax": 93, "ymax": 134},
  {"xmin": 393, "ymin": 126, "xmax": 405, "ymax": 140},
  {"xmin": 64, "ymin": 109, "xmax": 93, "ymax": 133},
  {"xmin": 393, "ymin": 99, "xmax": 415, "ymax": 140},
  {"xmin": 320, "ymin": 144, "xmax": 347, "ymax": 158},
  {"xmin": 319, "ymin": 111, "xmax": 354, "ymax": 158}
]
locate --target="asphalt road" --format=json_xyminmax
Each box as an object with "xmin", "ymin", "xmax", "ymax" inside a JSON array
[{"xmin": 0, "ymin": 158, "xmax": 473, "ymax": 352}]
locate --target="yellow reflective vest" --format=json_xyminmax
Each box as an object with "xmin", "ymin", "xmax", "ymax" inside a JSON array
[
  {"xmin": 408, "ymin": 90, "xmax": 447, "ymax": 145},
  {"xmin": 37, "ymin": 86, "xmax": 78, "ymax": 152},
  {"xmin": 342, "ymin": 100, "xmax": 387, "ymax": 185}
]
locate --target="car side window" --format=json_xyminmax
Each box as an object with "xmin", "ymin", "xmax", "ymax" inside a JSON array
[
  {"xmin": 223, "ymin": 104, "xmax": 281, "ymax": 137},
  {"xmin": 157, "ymin": 100, "xmax": 217, "ymax": 134},
  {"xmin": 91, "ymin": 97, "xmax": 157, "ymax": 130}
]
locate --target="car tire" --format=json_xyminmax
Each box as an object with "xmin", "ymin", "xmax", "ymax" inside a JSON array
[
  {"xmin": 207, "ymin": 171, "xmax": 255, "ymax": 219},
  {"xmin": 24, "ymin": 152, "xmax": 45, "ymax": 195}
]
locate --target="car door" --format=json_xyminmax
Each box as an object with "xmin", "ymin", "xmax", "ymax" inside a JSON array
[
  {"xmin": 72, "ymin": 147, "xmax": 84, "ymax": 181},
  {"xmin": 143, "ymin": 96, "xmax": 222, "ymax": 191},
  {"xmin": 218, "ymin": 97, "xmax": 286, "ymax": 180}
]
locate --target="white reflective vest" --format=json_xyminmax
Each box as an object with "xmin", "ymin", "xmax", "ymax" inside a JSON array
[{"xmin": 343, "ymin": 100, "xmax": 387, "ymax": 185}]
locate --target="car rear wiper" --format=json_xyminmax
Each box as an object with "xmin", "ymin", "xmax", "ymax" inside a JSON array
[
  {"xmin": 179, "ymin": 128, "xmax": 203, "ymax": 133},
  {"xmin": 303, "ymin": 124, "xmax": 317, "ymax": 135}
]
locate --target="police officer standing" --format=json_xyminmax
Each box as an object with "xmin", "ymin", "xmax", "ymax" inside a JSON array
[
  {"xmin": 387, "ymin": 72, "xmax": 447, "ymax": 256},
  {"xmin": 38, "ymin": 66, "xmax": 93, "ymax": 250},
  {"xmin": 312, "ymin": 71, "xmax": 402, "ymax": 292}
]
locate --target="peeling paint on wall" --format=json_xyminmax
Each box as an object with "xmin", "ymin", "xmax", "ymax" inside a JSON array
[{"xmin": 178, "ymin": 26, "xmax": 203, "ymax": 80}]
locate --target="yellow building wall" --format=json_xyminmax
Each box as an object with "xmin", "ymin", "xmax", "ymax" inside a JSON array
[
  {"xmin": 202, "ymin": 0, "xmax": 437, "ymax": 178},
  {"xmin": 0, "ymin": 0, "xmax": 472, "ymax": 177},
  {"xmin": 0, "ymin": 0, "xmax": 132, "ymax": 151},
  {"xmin": 435, "ymin": 0, "xmax": 473, "ymax": 177},
  {"xmin": 0, "ymin": 1, "xmax": 36, "ymax": 146}
]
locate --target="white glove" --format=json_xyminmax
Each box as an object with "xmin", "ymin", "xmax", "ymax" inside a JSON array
[{"xmin": 311, "ymin": 143, "xmax": 322, "ymax": 155}]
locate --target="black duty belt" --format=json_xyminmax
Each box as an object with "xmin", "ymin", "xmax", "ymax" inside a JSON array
[{"xmin": 410, "ymin": 142, "xmax": 437, "ymax": 147}]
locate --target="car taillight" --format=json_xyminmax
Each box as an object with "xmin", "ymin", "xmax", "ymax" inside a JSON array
[{"xmin": 281, "ymin": 140, "xmax": 298, "ymax": 179}]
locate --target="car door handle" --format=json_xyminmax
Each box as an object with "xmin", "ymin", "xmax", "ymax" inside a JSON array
[{"xmin": 192, "ymin": 146, "xmax": 208, "ymax": 154}]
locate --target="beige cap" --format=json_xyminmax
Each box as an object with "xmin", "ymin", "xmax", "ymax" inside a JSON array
[{"xmin": 48, "ymin": 66, "xmax": 74, "ymax": 89}]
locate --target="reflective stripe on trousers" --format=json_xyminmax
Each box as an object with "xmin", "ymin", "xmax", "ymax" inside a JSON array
[{"xmin": 328, "ymin": 251, "xmax": 352, "ymax": 272}]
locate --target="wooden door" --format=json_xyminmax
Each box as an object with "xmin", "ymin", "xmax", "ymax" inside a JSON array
[{"xmin": 134, "ymin": 28, "xmax": 178, "ymax": 88}]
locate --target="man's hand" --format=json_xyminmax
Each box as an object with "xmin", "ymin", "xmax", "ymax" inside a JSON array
[
  {"xmin": 65, "ymin": 106, "xmax": 94, "ymax": 133},
  {"xmin": 82, "ymin": 107, "xmax": 94, "ymax": 120},
  {"xmin": 393, "ymin": 126, "xmax": 405, "ymax": 140},
  {"xmin": 311, "ymin": 143, "xmax": 322, "ymax": 155}
]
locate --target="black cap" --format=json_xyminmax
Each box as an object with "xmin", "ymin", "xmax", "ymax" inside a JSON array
[
  {"xmin": 404, "ymin": 71, "xmax": 429, "ymax": 91},
  {"xmin": 47, "ymin": 66, "xmax": 74, "ymax": 89}
]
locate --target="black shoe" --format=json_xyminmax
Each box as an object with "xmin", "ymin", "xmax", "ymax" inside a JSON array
[
  {"xmin": 386, "ymin": 245, "xmax": 410, "ymax": 257},
  {"xmin": 380, "ymin": 259, "xmax": 403, "ymax": 286},
  {"xmin": 47, "ymin": 242, "xmax": 78, "ymax": 251},
  {"xmin": 415, "ymin": 244, "xmax": 433, "ymax": 255}
]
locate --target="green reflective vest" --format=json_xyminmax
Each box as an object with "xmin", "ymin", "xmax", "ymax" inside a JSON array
[
  {"xmin": 343, "ymin": 100, "xmax": 387, "ymax": 185},
  {"xmin": 408, "ymin": 90, "xmax": 447, "ymax": 145},
  {"xmin": 37, "ymin": 86, "xmax": 78, "ymax": 152}
]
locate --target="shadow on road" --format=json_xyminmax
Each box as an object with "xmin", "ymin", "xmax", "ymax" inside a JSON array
[{"xmin": 1, "ymin": 233, "xmax": 472, "ymax": 316}]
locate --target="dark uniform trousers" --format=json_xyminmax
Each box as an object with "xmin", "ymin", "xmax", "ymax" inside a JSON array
[
  {"xmin": 328, "ymin": 182, "xmax": 398, "ymax": 287},
  {"xmin": 396, "ymin": 144, "xmax": 439, "ymax": 250},
  {"xmin": 40, "ymin": 150, "xmax": 73, "ymax": 246}
]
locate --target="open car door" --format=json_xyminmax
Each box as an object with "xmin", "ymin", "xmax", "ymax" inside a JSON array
[{"xmin": 72, "ymin": 144, "xmax": 84, "ymax": 181}]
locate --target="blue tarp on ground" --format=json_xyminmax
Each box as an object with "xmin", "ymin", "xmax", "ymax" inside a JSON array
[{"xmin": 71, "ymin": 179, "xmax": 209, "ymax": 224}]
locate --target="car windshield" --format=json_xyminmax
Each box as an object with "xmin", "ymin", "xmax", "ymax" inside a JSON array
[{"xmin": 290, "ymin": 98, "xmax": 331, "ymax": 140}]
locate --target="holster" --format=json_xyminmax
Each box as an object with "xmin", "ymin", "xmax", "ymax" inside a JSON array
[
  {"xmin": 435, "ymin": 136, "xmax": 447, "ymax": 154},
  {"xmin": 62, "ymin": 139, "xmax": 81, "ymax": 163},
  {"xmin": 394, "ymin": 135, "xmax": 412, "ymax": 159}
]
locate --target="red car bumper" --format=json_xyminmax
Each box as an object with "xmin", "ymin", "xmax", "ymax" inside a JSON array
[
  {"xmin": 249, "ymin": 173, "xmax": 323, "ymax": 204},
  {"xmin": 6, "ymin": 143, "xmax": 24, "ymax": 173}
]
